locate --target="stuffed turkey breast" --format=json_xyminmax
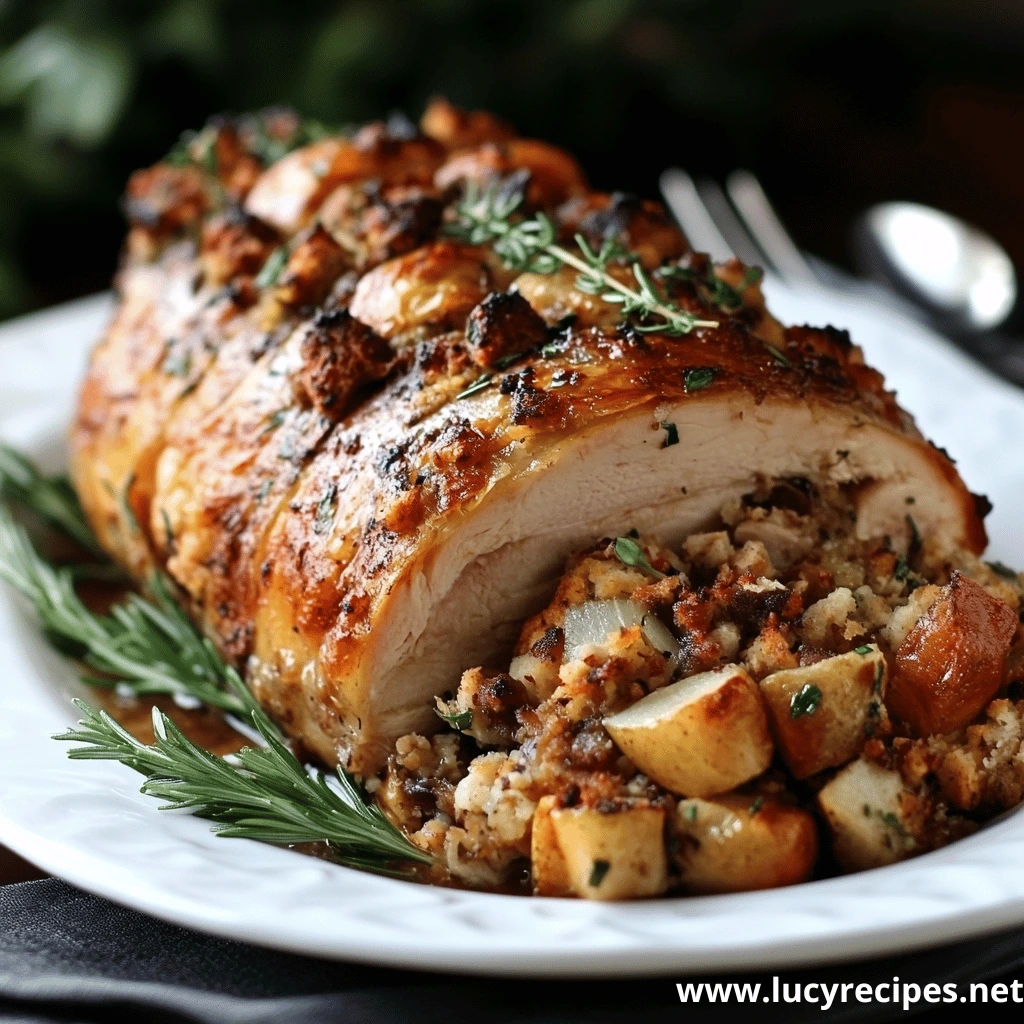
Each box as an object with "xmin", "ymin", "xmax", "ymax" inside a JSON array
[{"xmin": 72, "ymin": 99, "xmax": 987, "ymax": 794}]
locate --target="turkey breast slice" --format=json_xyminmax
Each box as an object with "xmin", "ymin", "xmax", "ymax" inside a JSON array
[{"xmin": 249, "ymin": 355, "xmax": 983, "ymax": 773}]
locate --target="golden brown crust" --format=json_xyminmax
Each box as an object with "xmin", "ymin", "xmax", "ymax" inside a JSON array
[{"xmin": 72, "ymin": 100, "xmax": 989, "ymax": 771}]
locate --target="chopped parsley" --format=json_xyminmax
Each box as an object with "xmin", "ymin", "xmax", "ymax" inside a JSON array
[
  {"xmin": 255, "ymin": 247, "xmax": 289, "ymax": 289},
  {"xmin": 588, "ymin": 859, "xmax": 611, "ymax": 888},
  {"xmin": 314, "ymin": 483, "xmax": 337, "ymax": 534},
  {"xmin": 873, "ymin": 663, "xmax": 884, "ymax": 694},
  {"xmin": 119, "ymin": 473, "xmax": 139, "ymax": 534},
  {"xmin": 263, "ymin": 409, "xmax": 288, "ymax": 433},
  {"xmin": 683, "ymin": 367, "xmax": 715, "ymax": 393},
  {"xmin": 435, "ymin": 705, "xmax": 473, "ymax": 731},
  {"xmin": 790, "ymin": 683, "xmax": 822, "ymax": 719},
  {"xmin": 660, "ymin": 421, "xmax": 679, "ymax": 448},
  {"xmin": 613, "ymin": 537, "xmax": 666, "ymax": 579},
  {"xmin": 881, "ymin": 811, "xmax": 909, "ymax": 838},
  {"xmin": 893, "ymin": 554, "xmax": 910, "ymax": 581},
  {"xmin": 748, "ymin": 796, "xmax": 764, "ymax": 816},
  {"xmin": 906, "ymin": 514, "xmax": 921, "ymax": 551},
  {"xmin": 456, "ymin": 373, "xmax": 494, "ymax": 400},
  {"xmin": 684, "ymin": 803, "xmax": 698, "ymax": 822},
  {"xmin": 765, "ymin": 344, "xmax": 791, "ymax": 369},
  {"xmin": 160, "ymin": 508, "xmax": 175, "ymax": 551},
  {"xmin": 161, "ymin": 342, "xmax": 191, "ymax": 378},
  {"xmin": 854, "ymin": 645, "xmax": 872, "ymax": 656}
]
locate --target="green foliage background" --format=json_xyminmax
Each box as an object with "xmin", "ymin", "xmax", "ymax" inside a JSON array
[{"xmin": 0, "ymin": 0, "xmax": 1021, "ymax": 318}]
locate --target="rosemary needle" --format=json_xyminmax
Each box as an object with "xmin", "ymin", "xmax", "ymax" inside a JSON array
[
  {"xmin": 0, "ymin": 444, "xmax": 104, "ymax": 556},
  {"xmin": 0, "ymin": 494, "xmax": 428, "ymax": 872},
  {"xmin": 56, "ymin": 699, "xmax": 429, "ymax": 872}
]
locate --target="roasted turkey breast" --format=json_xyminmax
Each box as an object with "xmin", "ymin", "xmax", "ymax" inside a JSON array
[{"xmin": 72, "ymin": 99, "xmax": 986, "ymax": 774}]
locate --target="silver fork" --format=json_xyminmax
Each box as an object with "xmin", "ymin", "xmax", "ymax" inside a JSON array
[
  {"xmin": 659, "ymin": 167, "xmax": 818, "ymax": 286},
  {"xmin": 660, "ymin": 167, "xmax": 1024, "ymax": 389}
]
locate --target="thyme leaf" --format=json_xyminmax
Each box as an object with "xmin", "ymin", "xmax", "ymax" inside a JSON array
[
  {"xmin": 445, "ymin": 177, "xmax": 718, "ymax": 337},
  {"xmin": 683, "ymin": 367, "xmax": 715, "ymax": 393}
]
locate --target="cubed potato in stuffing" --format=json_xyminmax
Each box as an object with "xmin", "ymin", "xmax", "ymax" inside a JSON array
[
  {"xmin": 603, "ymin": 665, "xmax": 773, "ymax": 797},
  {"xmin": 817, "ymin": 757, "xmax": 916, "ymax": 871},
  {"xmin": 673, "ymin": 793, "xmax": 818, "ymax": 894},
  {"xmin": 759, "ymin": 646, "xmax": 887, "ymax": 779},
  {"xmin": 886, "ymin": 571, "xmax": 1018, "ymax": 736},
  {"xmin": 530, "ymin": 795, "xmax": 573, "ymax": 897},
  {"xmin": 539, "ymin": 802, "xmax": 668, "ymax": 900}
]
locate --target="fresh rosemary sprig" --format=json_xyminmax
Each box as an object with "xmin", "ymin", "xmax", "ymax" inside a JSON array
[
  {"xmin": 0, "ymin": 506, "xmax": 254, "ymax": 716},
  {"xmin": 445, "ymin": 176, "xmax": 719, "ymax": 337},
  {"xmin": 0, "ymin": 444, "xmax": 104, "ymax": 556},
  {"xmin": 56, "ymin": 699, "xmax": 429, "ymax": 873},
  {"xmin": 0, "ymin": 476, "xmax": 428, "ymax": 873}
]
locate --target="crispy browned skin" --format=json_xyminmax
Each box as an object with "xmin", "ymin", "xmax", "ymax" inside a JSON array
[{"xmin": 72, "ymin": 100, "xmax": 988, "ymax": 771}]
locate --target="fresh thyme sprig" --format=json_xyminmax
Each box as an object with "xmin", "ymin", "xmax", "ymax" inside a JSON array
[
  {"xmin": 56, "ymin": 699, "xmax": 429, "ymax": 873},
  {"xmin": 0, "ymin": 444, "xmax": 104, "ymax": 556},
  {"xmin": 445, "ymin": 176, "xmax": 719, "ymax": 337}
]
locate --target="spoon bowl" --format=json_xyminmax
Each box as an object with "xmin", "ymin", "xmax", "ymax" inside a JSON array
[{"xmin": 853, "ymin": 201, "xmax": 1017, "ymax": 335}]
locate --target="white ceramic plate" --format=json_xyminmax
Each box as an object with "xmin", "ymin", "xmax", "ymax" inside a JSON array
[{"xmin": 3, "ymin": 286, "xmax": 1024, "ymax": 978}]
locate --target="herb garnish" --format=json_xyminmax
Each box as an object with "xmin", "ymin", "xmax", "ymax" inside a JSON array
[
  {"xmin": 880, "ymin": 811, "xmax": 909, "ymax": 838},
  {"xmin": 161, "ymin": 344, "xmax": 192, "ymax": 378},
  {"xmin": 906, "ymin": 514, "xmax": 921, "ymax": 550},
  {"xmin": 435, "ymin": 702, "xmax": 473, "ymax": 731},
  {"xmin": 613, "ymin": 537, "xmax": 666, "ymax": 579},
  {"xmin": 255, "ymin": 246, "xmax": 289, "ymax": 289},
  {"xmin": 765, "ymin": 344, "xmax": 791, "ymax": 369},
  {"xmin": 456, "ymin": 373, "xmax": 495, "ymax": 400},
  {"xmin": 56, "ymin": 699, "xmax": 428, "ymax": 874},
  {"xmin": 683, "ymin": 367, "xmax": 715, "ymax": 393},
  {"xmin": 854, "ymin": 645, "xmax": 872, "ymax": 656},
  {"xmin": 748, "ymin": 796, "xmax": 764, "ymax": 816},
  {"xmin": 0, "ymin": 444, "xmax": 103, "ymax": 555},
  {"xmin": 314, "ymin": 483, "xmax": 337, "ymax": 534},
  {"xmin": 660, "ymin": 421, "xmax": 679, "ymax": 448},
  {"xmin": 0, "ymin": 488, "xmax": 428, "ymax": 874},
  {"xmin": 445, "ymin": 177, "xmax": 718, "ymax": 337},
  {"xmin": 588, "ymin": 859, "xmax": 611, "ymax": 888},
  {"xmin": 119, "ymin": 473, "xmax": 140, "ymax": 534},
  {"xmin": 684, "ymin": 803, "xmax": 698, "ymax": 822},
  {"xmin": 790, "ymin": 683, "xmax": 822, "ymax": 719}
]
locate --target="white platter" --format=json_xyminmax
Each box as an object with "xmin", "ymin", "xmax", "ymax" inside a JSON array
[{"xmin": 3, "ymin": 285, "xmax": 1024, "ymax": 977}]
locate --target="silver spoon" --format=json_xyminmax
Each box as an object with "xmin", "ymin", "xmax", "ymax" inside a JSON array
[{"xmin": 852, "ymin": 201, "xmax": 1017, "ymax": 336}]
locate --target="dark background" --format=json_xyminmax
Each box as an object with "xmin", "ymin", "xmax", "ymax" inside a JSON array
[{"xmin": 0, "ymin": 0, "xmax": 1021, "ymax": 320}]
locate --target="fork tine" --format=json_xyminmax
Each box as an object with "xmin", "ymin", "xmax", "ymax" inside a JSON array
[
  {"xmin": 694, "ymin": 178, "xmax": 767, "ymax": 269},
  {"xmin": 726, "ymin": 169, "xmax": 817, "ymax": 285},
  {"xmin": 659, "ymin": 168, "xmax": 734, "ymax": 263}
]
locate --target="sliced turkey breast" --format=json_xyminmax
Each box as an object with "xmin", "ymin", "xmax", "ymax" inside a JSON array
[{"xmin": 71, "ymin": 100, "xmax": 987, "ymax": 778}]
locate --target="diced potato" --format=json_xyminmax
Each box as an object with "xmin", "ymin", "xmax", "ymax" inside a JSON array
[
  {"xmin": 886, "ymin": 571, "xmax": 1017, "ymax": 736},
  {"xmin": 541, "ymin": 802, "xmax": 668, "ymax": 900},
  {"xmin": 603, "ymin": 665, "xmax": 773, "ymax": 797},
  {"xmin": 530, "ymin": 795, "xmax": 572, "ymax": 897},
  {"xmin": 817, "ymin": 757, "xmax": 916, "ymax": 871},
  {"xmin": 759, "ymin": 646, "xmax": 887, "ymax": 779},
  {"xmin": 673, "ymin": 794, "xmax": 818, "ymax": 894}
]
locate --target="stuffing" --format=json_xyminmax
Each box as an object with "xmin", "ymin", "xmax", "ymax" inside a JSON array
[{"xmin": 379, "ymin": 485, "xmax": 1024, "ymax": 898}]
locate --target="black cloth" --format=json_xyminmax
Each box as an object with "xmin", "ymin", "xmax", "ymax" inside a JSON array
[{"xmin": 2, "ymin": 878, "xmax": 1024, "ymax": 1023}]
